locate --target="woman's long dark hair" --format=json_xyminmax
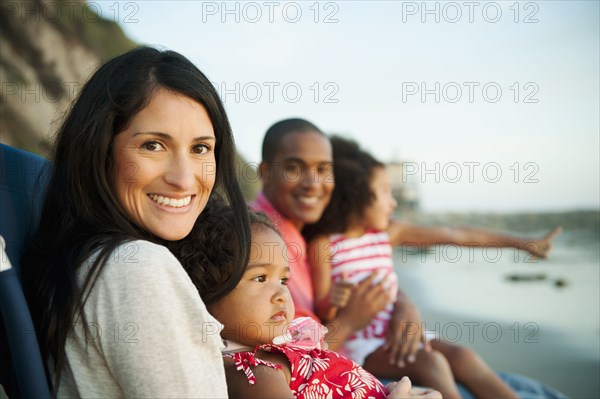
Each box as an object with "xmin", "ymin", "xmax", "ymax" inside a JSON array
[
  {"xmin": 303, "ymin": 135, "xmax": 383, "ymax": 242},
  {"xmin": 21, "ymin": 47, "xmax": 250, "ymax": 392}
]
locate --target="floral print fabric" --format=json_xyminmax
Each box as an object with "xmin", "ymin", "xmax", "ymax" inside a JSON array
[{"xmin": 226, "ymin": 344, "xmax": 388, "ymax": 398}]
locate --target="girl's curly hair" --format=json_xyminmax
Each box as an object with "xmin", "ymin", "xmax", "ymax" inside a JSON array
[
  {"xmin": 170, "ymin": 197, "xmax": 278, "ymax": 306},
  {"xmin": 303, "ymin": 135, "xmax": 384, "ymax": 242}
]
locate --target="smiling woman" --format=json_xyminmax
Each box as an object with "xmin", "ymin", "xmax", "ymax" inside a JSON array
[
  {"xmin": 112, "ymin": 90, "xmax": 217, "ymax": 241},
  {"xmin": 21, "ymin": 47, "xmax": 250, "ymax": 397}
]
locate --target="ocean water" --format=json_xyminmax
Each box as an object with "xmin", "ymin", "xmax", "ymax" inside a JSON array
[{"xmin": 393, "ymin": 229, "xmax": 600, "ymax": 398}]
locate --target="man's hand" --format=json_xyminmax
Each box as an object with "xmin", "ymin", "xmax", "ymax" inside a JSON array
[
  {"xmin": 384, "ymin": 292, "xmax": 429, "ymax": 367},
  {"xmin": 336, "ymin": 272, "xmax": 392, "ymax": 331}
]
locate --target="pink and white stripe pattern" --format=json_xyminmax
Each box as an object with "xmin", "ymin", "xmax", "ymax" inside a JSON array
[{"xmin": 329, "ymin": 231, "xmax": 398, "ymax": 340}]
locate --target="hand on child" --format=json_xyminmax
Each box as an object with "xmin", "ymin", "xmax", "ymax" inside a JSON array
[
  {"xmin": 336, "ymin": 272, "xmax": 393, "ymax": 331},
  {"xmin": 386, "ymin": 377, "xmax": 442, "ymax": 399},
  {"xmin": 384, "ymin": 293, "xmax": 429, "ymax": 368}
]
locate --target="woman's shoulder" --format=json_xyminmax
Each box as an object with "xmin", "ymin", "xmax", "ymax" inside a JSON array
[
  {"xmin": 99, "ymin": 239, "xmax": 178, "ymax": 266},
  {"xmin": 83, "ymin": 239, "xmax": 188, "ymax": 288},
  {"xmin": 80, "ymin": 239, "xmax": 210, "ymax": 321}
]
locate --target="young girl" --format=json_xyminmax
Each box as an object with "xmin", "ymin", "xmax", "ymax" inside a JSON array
[
  {"xmin": 171, "ymin": 201, "xmax": 441, "ymax": 399},
  {"xmin": 302, "ymin": 136, "xmax": 521, "ymax": 399}
]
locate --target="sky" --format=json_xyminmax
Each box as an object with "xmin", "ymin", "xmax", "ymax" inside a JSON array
[{"xmin": 96, "ymin": 0, "xmax": 599, "ymax": 213}]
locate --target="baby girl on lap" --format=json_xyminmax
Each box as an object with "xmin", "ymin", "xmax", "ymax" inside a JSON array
[{"xmin": 170, "ymin": 202, "xmax": 441, "ymax": 399}]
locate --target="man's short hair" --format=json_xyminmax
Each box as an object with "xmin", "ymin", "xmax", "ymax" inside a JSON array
[{"xmin": 261, "ymin": 118, "xmax": 324, "ymax": 162}]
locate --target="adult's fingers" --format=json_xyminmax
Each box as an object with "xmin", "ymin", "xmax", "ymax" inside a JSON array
[
  {"xmin": 355, "ymin": 271, "xmax": 378, "ymax": 292},
  {"xmin": 387, "ymin": 324, "xmax": 406, "ymax": 367},
  {"xmin": 361, "ymin": 273, "xmax": 393, "ymax": 303},
  {"xmin": 387, "ymin": 319, "xmax": 422, "ymax": 366},
  {"xmin": 421, "ymin": 334, "xmax": 432, "ymax": 352},
  {"xmin": 405, "ymin": 327, "xmax": 422, "ymax": 364},
  {"xmin": 386, "ymin": 376, "xmax": 411, "ymax": 398},
  {"xmin": 339, "ymin": 272, "xmax": 392, "ymax": 331},
  {"xmin": 397, "ymin": 322, "xmax": 420, "ymax": 366},
  {"xmin": 355, "ymin": 273, "xmax": 390, "ymax": 313}
]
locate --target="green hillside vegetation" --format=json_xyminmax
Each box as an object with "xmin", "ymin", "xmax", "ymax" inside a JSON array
[{"xmin": 52, "ymin": 0, "xmax": 137, "ymax": 62}]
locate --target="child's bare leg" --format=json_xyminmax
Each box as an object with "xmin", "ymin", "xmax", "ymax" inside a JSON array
[
  {"xmin": 363, "ymin": 346, "xmax": 463, "ymax": 399},
  {"xmin": 431, "ymin": 340, "xmax": 519, "ymax": 399}
]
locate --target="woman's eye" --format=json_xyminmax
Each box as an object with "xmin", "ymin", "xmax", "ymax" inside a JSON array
[
  {"xmin": 281, "ymin": 277, "xmax": 289, "ymax": 285},
  {"xmin": 142, "ymin": 141, "xmax": 164, "ymax": 151},
  {"xmin": 252, "ymin": 275, "xmax": 266, "ymax": 283},
  {"xmin": 192, "ymin": 144, "xmax": 210, "ymax": 155}
]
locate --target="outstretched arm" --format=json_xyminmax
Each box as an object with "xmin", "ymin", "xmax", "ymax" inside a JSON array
[{"xmin": 388, "ymin": 221, "xmax": 562, "ymax": 259}]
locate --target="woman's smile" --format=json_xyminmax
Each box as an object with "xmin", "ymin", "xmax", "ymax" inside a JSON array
[{"xmin": 148, "ymin": 193, "xmax": 194, "ymax": 209}]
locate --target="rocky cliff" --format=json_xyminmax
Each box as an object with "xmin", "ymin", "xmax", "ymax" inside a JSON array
[{"xmin": 0, "ymin": 0, "xmax": 136, "ymax": 155}]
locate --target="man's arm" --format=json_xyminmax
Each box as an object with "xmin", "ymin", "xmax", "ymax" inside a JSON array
[{"xmin": 388, "ymin": 221, "xmax": 562, "ymax": 259}]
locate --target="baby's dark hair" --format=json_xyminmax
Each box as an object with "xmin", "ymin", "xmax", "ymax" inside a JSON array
[
  {"xmin": 303, "ymin": 135, "xmax": 384, "ymax": 242},
  {"xmin": 171, "ymin": 197, "xmax": 279, "ymax": 306}
]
